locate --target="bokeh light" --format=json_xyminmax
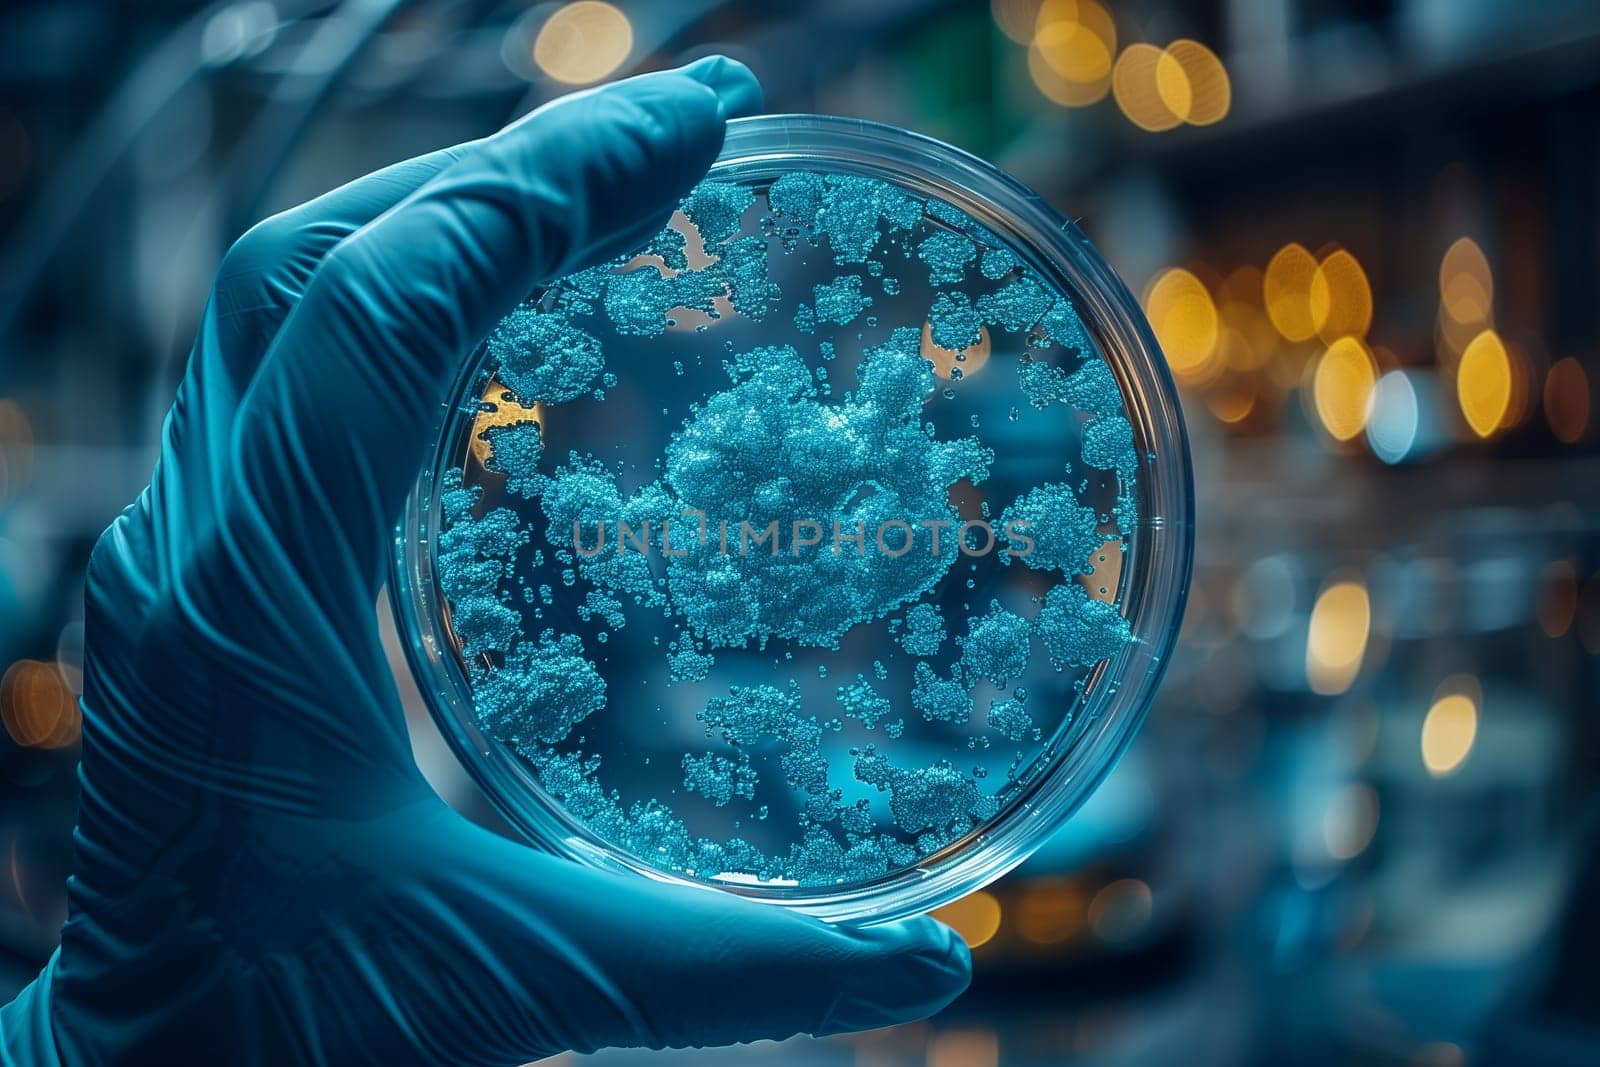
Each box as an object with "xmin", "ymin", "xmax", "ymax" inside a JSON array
[
  {"xmin": 55, "ymin": 621, "xmax": 85, "ymax": 695},
  {"xmin": 1312, "ymin": 337, "xmax": 1377, "ymax": 442},
  {"xmin": 1112, "ymin": 44, "xmax": 1182, "ymax": 132},
  {"xmin": 1421, "ymin": 686, "xmax": 1478, "ymax": 778},
  {"xmin": 533, "ymin": 2, "xmax": 633, "ymax": 85},
  {"xmin": 1015, "ymin": 879, "xmax": 1084, "ymax": 944},
  {"xmin": 1536, "ymin": 560, "xmax": 1578, "ymax": 639},
  {"xmin": 1456, "ymin": 329, "xmax": 1512, "ymax": 438},
  {"xmin": 1306, "ymin": 577, "xmax": 1370, "ymax": 695},
  {"xmin": 1264, "ymin": 243, "xmax": 1320, "ymax": 343},
  {"xmin": 1437, "ymin": 237, "xmax": 1495, "ymax": 361},
  {"xmin": 1439, "ymin": 237, "xmax": 1493, "ymax": 325},
  {"xmin": 1154, "ymin": 39, "xmax": 1230, "ymax": 126},
  {"xmin": 1087, "ymin": 878, "xmax": 1152, "ymax": 944},
  {"xmin": 933, "ymin": 889, "xmax": 1003, "ymax": 948},
  {"xmin": 1324, "ymin": 782, "xmax": 1379, "ymax": 860},
  {"xmin": 1366, "ymin": 370, "xmax": 1419, "ymax": 464},
  {"xmin": 1028, "ymin": 46, "xmax": 1111, "ymax": 107},
  {"xmin": 1499, "ymin": 340, "xmax": 1539, "ymax": 432},
  {"xmin": 1234, "ymin": 554, "xmax": 1305, "ymax": 641},
  {"xmin": 991, "ymin": 0, "xmax": 1044, "ymax": 44},
  {"xmin": 927, "ymin": 1029, "xmax": 1000, "ymax": 1067},
  {"xmin": 1218, "ymin": 267, "xmax": 1277, "ymax": 371},
  {"xmin": 1544, "ymin": 356, "xmax": 1591, "ymax": 443},
  {"xmin": 1309, "ymin": 248, "xmax": 1372, "ymax": 343},
  {"xmin": 1204, "ymin": 375, "xmax": 1258, "ymax": 424},
  {"xmin": 200, "ymin": 1, "xmax": 279, "ymax": 67},
  {"xmin": 1028, "ymin": 0, "xmax": 1115, "ymax": 107},
  {"xmin": 1, "ymin": 659, "xmax": 81, "ymax": 750},
  {"xmin": 1036, "ymin": 1, "xmax": 1115, "ymax": 82},
  {"xmin": 1144, "ymin": 267, "xmax": 1218, "ymax": 382}
]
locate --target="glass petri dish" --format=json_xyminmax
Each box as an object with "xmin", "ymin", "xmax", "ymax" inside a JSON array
[{"xmin": 390, "ymin": 114, "xmax": 1193, "ymax": 924}]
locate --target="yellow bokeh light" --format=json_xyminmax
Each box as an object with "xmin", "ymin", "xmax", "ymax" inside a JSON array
[
  {"xmin": 1113, "ymin": 43, "xmax": 1182, "ymax": 132},
  {"xmin": 1456, "ymin": 329, "xmax": 1512, "ymax": 437},
  {"xmin": 1439, "ymin": 237, "xmax": 1493, "ymax": 325},
  {"xmin": 991, "ymin": 0, "xmax": 1045, "ymax": 43},
  {"xmin": 1028, "ymin": 42, "xmax": 1111, "ymax": 106},
  {"xmin": 932, "ymin": 890, "xmax": 1003, "ymax": 949},
  {"xmin": 1306, "ymin": 578, "xmax": 1370, "ymax": 695},
  {"xmin": 1263, "ymin": 243, "xmax": 1320, "ymax": 342},
  {"xmin": 1309, "ymin": 249, "xmax": 1372, "ymax": 342},
  {"xmin": 533, "ymin": 1, "xmax": 633, "ymax": 86},
  {"xmin": 1156, "ymin": 39, "xmax": 1230, "ymax": 126},
  {"xmin": 1545, "ymin": 357, "xmax": 1591, "ymax": 444},
  {"xmin": 1421, "ymin": 688, "xmax": 1478, "ymax": 777},
  {"xmin": 1035, "ymin": 0, "xmax": 1115, "ymax": 82},
  {"xmin": 1033, "ymin": 0, "xmax": 1080, "ymax": 29},
  {"xmin": 1144, "ymin": 267, "xmax": 1218, "ymax": 381},
  {"xmin": 1312, "ymin": 336, "xmax": 1377, "ymax": 442},
  {"xmin": 1028, "ymin": 0, "xmax": 1114, "ymax": 106},
  {"xmin": 1154, "ymin": 48, "xmax": 1191, "ymax": 120}
]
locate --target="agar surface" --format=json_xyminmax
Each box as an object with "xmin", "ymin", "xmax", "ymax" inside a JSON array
[{"xmin": 435, "ymin": 171, "xmax": 1139, "ymax": 888}]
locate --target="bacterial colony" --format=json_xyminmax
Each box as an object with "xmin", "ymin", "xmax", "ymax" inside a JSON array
[{"xmin": 434, "ymin": 170, "xmax": 1140, "ymax": 890}]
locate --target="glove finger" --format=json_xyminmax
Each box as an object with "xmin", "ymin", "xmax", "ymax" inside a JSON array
[
  {"xmin": 209, "ymin": 147, "xmax": 472, "ymax": 374},
  {"xmin": 205, "ymin": 59, "xmax": 760, "ymax": 640},
  {"xmin": 405, "ymin": 818, "xmax": 970, "ymax": 1060},
  {"xmin": 156, "ymin": 52, "xmax": 755, "ymax": 525},
  {"xmin": 75, "ymin": 149, "xmax": 482, "ymax": 813},
  {"xmin": 203, "ymin": 53, "xmax": 755, "ymax": 379},
  {"xmin": 125, "ymin": 149, "xmax": 472, "ymax": 609}
]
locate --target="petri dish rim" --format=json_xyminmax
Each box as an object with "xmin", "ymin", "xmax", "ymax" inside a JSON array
[{"xmin": 389, "ymin": 113, "xmax": 1194, "ymax": 925}]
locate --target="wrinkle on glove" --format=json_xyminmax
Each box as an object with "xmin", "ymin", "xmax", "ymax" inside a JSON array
[{"xmin": 0, "ymin": 57, "xmax": 969, "ymax": 1067}]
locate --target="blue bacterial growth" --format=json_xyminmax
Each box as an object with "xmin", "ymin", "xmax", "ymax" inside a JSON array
[{"xmin": 431, "ymin": 168, "xmax": 1141, "ymax": 891}]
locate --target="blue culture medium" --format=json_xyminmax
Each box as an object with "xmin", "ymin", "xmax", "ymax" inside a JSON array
[{"xmin": 397, "ymin": 117, "xmax": 1193, "ymax": 923}]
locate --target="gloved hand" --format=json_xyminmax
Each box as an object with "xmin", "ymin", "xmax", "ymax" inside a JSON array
[{"xmin": 0, "ymin": 57, "xmax": 969, "ymax": 1066}]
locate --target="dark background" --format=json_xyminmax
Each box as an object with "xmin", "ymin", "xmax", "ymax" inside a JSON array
[{"xmin": 2, "ymin": 2, "xmax": 1597, "ymax": 1064}]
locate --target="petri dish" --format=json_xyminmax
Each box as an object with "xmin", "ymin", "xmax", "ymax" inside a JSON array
[{"xmin": 390, "ymin": 114, "xmax": 1192, "ymax": 924}]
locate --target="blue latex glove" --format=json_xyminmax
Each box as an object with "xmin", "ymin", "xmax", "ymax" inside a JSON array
[{"xmin": 0, "ymin": 57, "xmax": 969, "ymax": 1065}]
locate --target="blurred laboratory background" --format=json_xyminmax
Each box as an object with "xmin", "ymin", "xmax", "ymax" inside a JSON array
[{"xmin": 2, "ymin": 1, "xmax": 1597, "ymax": 1064}]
